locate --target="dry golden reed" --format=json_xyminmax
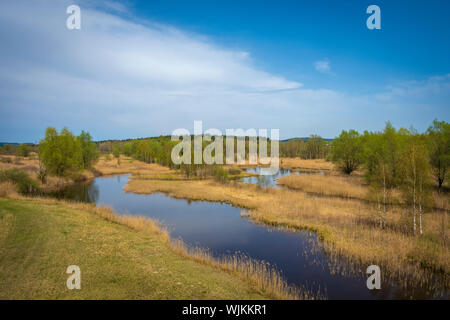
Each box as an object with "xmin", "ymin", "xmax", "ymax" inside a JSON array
[
  {"xmin": 279, "ymin": 158, "xmax": 334, "ymax": 171},
  {"xmin": 170, "ymin": 239, "xmax": 323, "ymax": 300},
  {"xmin": 277, "ymin": 174, "xmax": 367, "ymax": 199}
]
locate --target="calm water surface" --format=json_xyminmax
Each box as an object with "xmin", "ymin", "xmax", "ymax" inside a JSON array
[
  {"xmin": 51, "ymin": 174, "xmax": 444, "ymax": 299},
  {"xmin": 240, "ymin": 167, "xmax": 325, "ymax": 188}
]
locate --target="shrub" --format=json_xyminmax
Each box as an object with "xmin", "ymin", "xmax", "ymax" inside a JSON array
[
  {"xmin": 0, "ymin": 168, "xmax": 40, "ymax": 194},
  {"xmin": 228, "ymin": 168, "xmax": 241, "ymax": 175},
  {"xmin": 214, "ymin": 167, "xmax": 229, "ymax": 183},
  {"xmin": 17, "ymin": 144, "xmax": 31, "ymax": 157},
  {"xmin": 330, "ymin": 129, "xmax": 363, "ymax": 174},
  {"xmin": 0, "ymin": 157, "xmax": 12, "ymax": 164}
]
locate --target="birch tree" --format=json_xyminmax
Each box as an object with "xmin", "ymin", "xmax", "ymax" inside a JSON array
[
  {"xmin": 400, "ymin": 132, "xmax": 431, "ymax": 235},
  {"xmin": 363, "ymin": 129, "xmax": 396, "ymax": 229}
]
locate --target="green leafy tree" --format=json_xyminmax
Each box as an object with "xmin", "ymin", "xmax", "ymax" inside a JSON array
[
  {"xmin": 426, "ymin": 119, "xmax": 450, "ymax": 190},
  {"xmin": 77, "ymin": 131, "xmax": 99, "ymax": 169},
  {"xmin": 39, "ymin": 127, "xmax": 83, "ymax": 176},
  {"xmin": 112, "ymin": 144, "xmax": 121, "ymax": 159},
  {"xmin": 362, "ymin": 124, "xmax": 404, "ymax": 228},
  {"xmin": 331, "ymin": 129, "xmax": 363, "ymax": 174},
  {"xmin": 17, "ymin": 144, "xmax": 30, "ymax": 157}
]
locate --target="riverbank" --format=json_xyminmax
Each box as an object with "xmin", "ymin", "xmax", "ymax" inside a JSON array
[
  {"xmin": 0, "ymin": 196, "xmax": 302, "ymax": 299},
  {"xmin": 124, "ymin": 163, "xmax": 449, "ymax": 294}
]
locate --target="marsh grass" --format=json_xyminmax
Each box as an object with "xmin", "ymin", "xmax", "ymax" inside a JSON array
[
  {"xmin": 277, "ymin": 173, "xmax": 449, "ymax": 211},
  {"xmin": 170, "ymin": 239, "xmax": 322, "ymax": 300},
  {"xmin": 279, "ymin": 158, "xmax": 335, "ymax": 171},
  {"xmin": 277, "ymin": 174, "xmax": 367, "ymax": 200},
  {"xmin": 0, "ymin": 181, "xmax": 18, "ymax": 197}
]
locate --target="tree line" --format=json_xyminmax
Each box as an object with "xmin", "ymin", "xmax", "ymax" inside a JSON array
[
  {"xmin": 106, "ymin": 135, "xmax": 275, "ymax": 180},
  {"xmin": 280, "ymin": 135, "xmax": 330, "ymax": 159}
]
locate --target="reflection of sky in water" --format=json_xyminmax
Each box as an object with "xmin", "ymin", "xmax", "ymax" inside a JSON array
[{"xmin": 241, "ymin": 168, "xmax": 325, "ymax": 188}]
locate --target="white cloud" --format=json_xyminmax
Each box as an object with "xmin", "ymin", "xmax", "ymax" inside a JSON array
[{"xmin": 314, "ymin": 59, "xmax": 331, "ymax": 73}]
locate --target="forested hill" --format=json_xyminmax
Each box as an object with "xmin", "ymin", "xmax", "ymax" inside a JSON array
[{"xmin": 280, "ymin": 137, "xmax": 333, "ymax": 143}]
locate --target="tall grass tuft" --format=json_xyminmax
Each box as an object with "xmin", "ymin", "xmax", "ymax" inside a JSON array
[{"xmin": 170, "ymin": 239, "xmax": 324, "ymax": 300}]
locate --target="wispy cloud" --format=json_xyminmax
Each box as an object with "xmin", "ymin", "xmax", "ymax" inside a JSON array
[{"xmin": 314, "ymin": 59, "xmax": 331, "ymax": 74}]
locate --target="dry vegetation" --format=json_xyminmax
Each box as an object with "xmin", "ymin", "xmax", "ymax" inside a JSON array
[
  {"xmin": 124, "ymin": 163, "xmax": 449, "ymax": 294},
  {"xmin": 277, "ymin": 173, "xmax": 449, "ymax": 211},
  {"xmin": 279, "ymin": 158, "xmax": 335, "ymax": 171},
  {"xmin": 278, "ymin": 174, "xmax": 368, "ymax": 199},
  {"xmin": 93, "ymin": 155, "xmax": 175, "ymax": 177}
]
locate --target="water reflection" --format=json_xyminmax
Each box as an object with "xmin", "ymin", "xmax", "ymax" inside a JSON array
[
  {"xmin": 241, "ymin": 167, "xmax": 325, "ymax": 188},
  {"xmin": 48, "ymin": 180, "xmax": 99, "ymax": 203}
]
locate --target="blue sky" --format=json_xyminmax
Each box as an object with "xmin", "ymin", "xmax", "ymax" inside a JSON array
[{"xmin": 0, "ymin": 0, "xmax": 449, "ymax": 142}]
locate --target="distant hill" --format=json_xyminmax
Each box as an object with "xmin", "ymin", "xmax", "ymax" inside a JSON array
[
  {"xmin": 280, "ymin": 137, "xmax": 333, "ymax": 143},
  {"xmin": 97, "ymin": 136, "xmax": 333, "ymax": 144},
  {"xmin": 0, "ymin": 142, "xmax": 35, "ymax": 147},
  {"xmin": 1, "ymin": 137, "xmax": 333, "ymax": 146},
  {"xmin": 0, "ymin": 142, "xmax": 20, "ymax": 147}
]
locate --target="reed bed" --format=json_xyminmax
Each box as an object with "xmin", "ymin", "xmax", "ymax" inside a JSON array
[
  {"xmin": 277, "ymin": 174, "xmax": 368, "ymax": 200},
  {"xmin": 94, "ymin": 155, "xmax": 173, "ymax": 176},
  {"xmin": 279, "ymin": 158, "xmax": 335, "ymax": 171},
  {"xmin": 170, "ymin": 239, "xmax": 322, "ymax": 300}
]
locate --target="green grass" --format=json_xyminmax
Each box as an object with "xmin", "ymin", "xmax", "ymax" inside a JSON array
[{"xmin": 0, "ymin": 198, "xmax": 269, "ymax": 299}]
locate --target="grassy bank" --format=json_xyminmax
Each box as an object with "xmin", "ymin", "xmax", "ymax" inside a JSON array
[
  {"xmin": 124, "ymin": 163, "xmax": 449, "ymax": 293},
  {"xmin": 0, "ymin": 196, "xmax": 301, "ymax": 299}
]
